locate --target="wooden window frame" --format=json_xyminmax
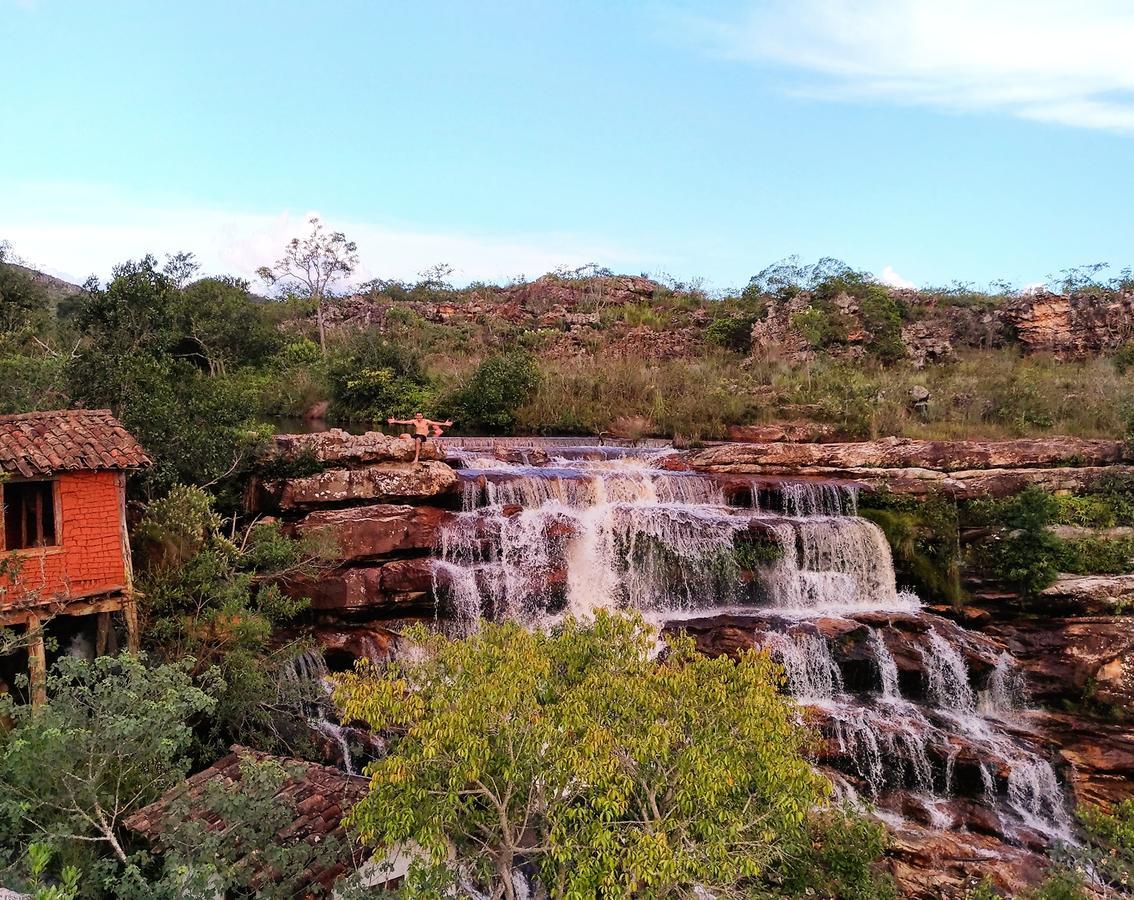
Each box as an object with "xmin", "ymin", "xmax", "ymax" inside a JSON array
[{"xmin": 1, "ymin": 478, "xmax": 63, "ymax": 555}]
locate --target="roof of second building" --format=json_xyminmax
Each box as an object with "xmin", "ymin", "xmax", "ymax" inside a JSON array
[{"xmin": 0, "ymin": 409, "xmax": 151, "ymax": 478}]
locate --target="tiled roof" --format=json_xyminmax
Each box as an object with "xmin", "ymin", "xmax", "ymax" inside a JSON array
[
  {"xmin": 0, "ymin": 409, "xmax": 151, "ymax": 478},
  {"xmin": 124, "ymin": 746, "xmax": 369, "ymax": 892}
]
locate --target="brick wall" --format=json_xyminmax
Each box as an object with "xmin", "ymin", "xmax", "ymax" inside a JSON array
[{"xmin": 1, "ymin": 470, "xmax": 128, "ymax": 606}]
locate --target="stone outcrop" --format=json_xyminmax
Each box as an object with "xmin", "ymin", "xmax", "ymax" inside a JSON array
[
  {"xmin": 271, "ymin": 428, "xmax": 443, "ymax": 464},
  {"xmin": 1004, "ymin": 289, "xmax": 1134, "ymax": 358},
  {"xmin": 258, "ymin": 462, "xmax": 458, "ymax": 510},
  {"xmin": 983, "ymin": 616, "xmax": 1134, "ymax": 709},
  {"xmin": 289, "ymin": 560, "xmax": 435, "ymax": 612},
  {"xmin": 289, "ymin": 504, "xmax": 450, "ymax": 560}
]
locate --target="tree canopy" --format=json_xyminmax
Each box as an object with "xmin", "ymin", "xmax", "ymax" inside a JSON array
[{"xmin": 334, "ymin": 612, "xmax": 889, "ymax": 899}]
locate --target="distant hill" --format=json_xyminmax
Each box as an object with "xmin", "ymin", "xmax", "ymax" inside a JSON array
[{"xmin": 10, "ymin": 264, "xmax": 83, "ymax": 310}]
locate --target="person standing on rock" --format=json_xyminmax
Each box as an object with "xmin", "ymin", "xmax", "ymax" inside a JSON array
[{"xmin": 387, "ymin": 412, "xmax": 453, "ymax": 464}]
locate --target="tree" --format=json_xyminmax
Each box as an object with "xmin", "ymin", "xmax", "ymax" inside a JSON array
[
  {"xmin": 0, "ymin": 654, "xmax": 216, "ymax": 867},
  {"xmin": 451, "ymin": 351, "xmax": 540, "ymax": 434},
  {"xmin": 257, "ymin": 217, "xmax": 358, "ymax": 355},
  {"xmin": 334, "ymin": 612, "xmax": 888, "ymax": 899},
  {"xmin": 134, "ymin": 485, "xmax": 334, "ymax": 753}
]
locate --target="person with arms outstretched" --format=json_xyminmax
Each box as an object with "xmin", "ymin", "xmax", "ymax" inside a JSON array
[{"xmin": 388, "ymin": 412, "xmax": 453, "ymax": 463}]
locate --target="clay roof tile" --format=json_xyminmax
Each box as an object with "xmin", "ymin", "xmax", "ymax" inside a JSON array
[{"xmin": 0, "ymin": 409, "xmax": 151, "ymax": 477}]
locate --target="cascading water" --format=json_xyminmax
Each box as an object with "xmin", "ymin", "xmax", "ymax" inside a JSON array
[{"xmin": 435, "ymin": 445, "xmax": 1076, "ymax": 848}]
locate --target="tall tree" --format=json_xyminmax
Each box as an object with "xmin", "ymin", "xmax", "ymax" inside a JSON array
[{"xmin": 257, "ymin": 217, "xmax": 358, "ymax": 355}]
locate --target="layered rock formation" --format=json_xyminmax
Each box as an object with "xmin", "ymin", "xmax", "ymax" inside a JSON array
[{"xmin": 679, "ymin": 436, "xmax": 1134, "ymax": 498}]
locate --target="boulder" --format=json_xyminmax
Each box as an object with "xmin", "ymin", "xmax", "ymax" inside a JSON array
[
  {"xmin": 1039, "ymin": 573, "xmax": 1134, "ymax": 615},
  {"xmin": 289, "ymin": 504, "xmax": 450, "ymax": 561},
  {"xmin": 290, "ymin": 564, "xmax": 433, "ymax": 613},
  {"xmin": 268, "ymin": 462, "xmax": 458, "ymax": 509},
  {"xmin": 272, "ymin": 429, "xmax": 443, "ymax": 464}
]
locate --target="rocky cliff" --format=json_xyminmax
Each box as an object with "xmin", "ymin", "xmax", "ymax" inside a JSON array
[{"xmin": 256, "ymin": 429, "xmax": 1134, "ymax": 897}]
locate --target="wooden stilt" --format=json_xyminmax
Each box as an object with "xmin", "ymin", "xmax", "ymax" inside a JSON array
[
  {"xmin": 95, "ymin": 612, "xmax": 111, "ymax": 656},
  {"xmin": 123, "ymin": 597, "xmax": 139, "ymax": 653},
  {"xmin": 26, "ymin": 614, "xmax": 46, "ymax": 708}
]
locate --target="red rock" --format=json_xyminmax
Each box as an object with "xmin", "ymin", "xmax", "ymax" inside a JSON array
[
  {"xmin": 289, "ymin": 504, "xmax": 450, "ymax": 561},
  {"xmin": 685, "ymin": 437, "xmax": 1128, "ymax": 474},
  {"xmin": 983, "ymin": 616, "xmax": 1134, "ymax": 710}
]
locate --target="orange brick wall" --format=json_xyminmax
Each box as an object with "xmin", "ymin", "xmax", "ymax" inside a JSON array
[{"xmin": 1, "ymin": 471, "xmax": 128, "ymax": 607}]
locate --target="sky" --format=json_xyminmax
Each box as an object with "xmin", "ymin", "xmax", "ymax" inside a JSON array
[{"xmin": 2, "ymin": 0, "xmax": 1133, "ymax": 292}]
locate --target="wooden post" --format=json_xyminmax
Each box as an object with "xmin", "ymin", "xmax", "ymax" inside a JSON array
[
  {"xmin": 123, "ymin": 597, "xmax": 139, "ymax": 653},
  {"xmin": 95, "ymin": 611, "xmax": 111, "ymax": 656},
  {"xmin": 26, "ymin": 614, "xmax": 46, "ymax": 708}
]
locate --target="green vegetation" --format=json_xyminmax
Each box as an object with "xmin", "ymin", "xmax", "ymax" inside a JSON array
[
  {"xmin": 135, "ymin": 485, "xmax": 333, "ymax": 755},
  {"xmin": 968, "ymin": 488, "xmax": 1064, "ymax": 597},
  {"xmin": 861, "ymin": 492, "xmax": 963, "ymax": 604},
  {"xmin": 335, "ymin": 611, "xmax": 891, "ymax": 899},
  {"xmin": 0, "ymin": 655, "xmax": 215, "ymax": 871}
]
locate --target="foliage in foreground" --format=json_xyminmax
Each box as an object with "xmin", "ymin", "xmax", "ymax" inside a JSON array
[
  {"xmin": 335, "ymin": 612, "xmax": 890, "ymax": 899},
  {"xmin": 0, "ymin": 655, "xmax": 216, "ymax": 872}
]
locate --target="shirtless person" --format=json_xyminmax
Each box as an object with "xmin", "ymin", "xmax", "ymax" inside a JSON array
[{"xmin": 387, "ymin": 412, "xmax": 453, "ymax": 463}]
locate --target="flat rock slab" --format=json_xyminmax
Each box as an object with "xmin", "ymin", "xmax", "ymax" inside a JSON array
[
  {"xmin": 685, "ymin": 436, "xmax": 1128, "ymax": 474},
  {"xmin": 272, "ymin": 429, "xmax": 443, "ymax": 464},
  {"xmin": 270, "ymin": 462, "xmax": 458, "ymax": 509}
]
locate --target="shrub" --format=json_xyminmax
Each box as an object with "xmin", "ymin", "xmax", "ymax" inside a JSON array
[
  {"xmin": 327, "ymin": 338, "xmax": 435, "ymax": 422},
  {"xmin": 968, "ymin": 487, "xmax": 1062, "ymax": 597},
  {"xmin": 0, "ymin": 655, "xmax": 216, "ymax": 870},
  {"xmin": 705, "ymin": 314, "xmax": 756, "ymax": 353},
  {"xmin": 450, "ymin": 351, "xmax": 540, "ymax": 433}
]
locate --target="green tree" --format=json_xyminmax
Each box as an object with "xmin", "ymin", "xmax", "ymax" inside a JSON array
[
  {"xmin": 257, "ymin": 216, "xmax": 358, "ymax": 356},
  {"xmin": 0, "ymin": 243, "xmax": 50, "ymax": 344},
  {"xmin": 0, "ymin": 655, "xmax": 216, "ymax": 867},
  {"xmin": 135, "ymin": 485, "xmax": 333, "ymax": 753},
  {"xmin": 969, "ymin": 486, "xmax": 1062, "ymax": 597},
  {"xmin": 451, "ymin": 351, "xmax": 540, "ymax": 433},
  {"xmin": 335, "ymin": 612, "xmax": 888, "ymax": 899}
]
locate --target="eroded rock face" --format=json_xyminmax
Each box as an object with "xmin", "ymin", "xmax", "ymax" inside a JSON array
[
  {"xmin": 1005, "ymin": 289, "xmax": 1134, "ymax": 358},
  {"xmin": 289, "ymin": 504, "xmax": 450, "ymax": 560},
  {"xmin": 984, "ymin": 617, "xmax": 1134, "ymax": 710},
  {"xmin": 272, "ymin": 429, "xmax": 443, "ymax": 464},
  {"xmin": 266, "ymin": 462, "xmax": 458, "ymax": 509},
  {"xmin": 683, "ymin": 438, "xmax": 1134, "ymax": 498},
  {"xmin": 288, "ymin": 562, "xmax": 435, "ymax": 612}
]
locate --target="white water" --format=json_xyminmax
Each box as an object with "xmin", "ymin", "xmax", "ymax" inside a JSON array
[{"xmin": 434, "ymin": 447, "xmax": 1075, "ymax": 846}]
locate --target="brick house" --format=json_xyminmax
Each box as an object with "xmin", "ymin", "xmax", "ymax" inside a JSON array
[{"xmin": 0, "ymin": 409, "xmax": 150, "ymax": 702}]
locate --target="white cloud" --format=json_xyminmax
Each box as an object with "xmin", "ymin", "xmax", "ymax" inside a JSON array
[
  {"xmin": 878, "ymin": 265, "xmax": 916, "ymax": 289},
  {"xmin": 0, "ymin": 183, "xmax": 641, "ymax": 288},
  {"xmin": 685, "ymin": 0, "xmax": 1134, "ymax": 134}
]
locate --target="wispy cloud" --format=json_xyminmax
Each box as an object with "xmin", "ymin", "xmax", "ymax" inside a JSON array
[
  {"xmin": 0, "ymin": 183, "xmax": 641, "ymax": 287},
  {"xmin": 684, "ymin": 0, "xmax": 1134, "ymax": 134}
]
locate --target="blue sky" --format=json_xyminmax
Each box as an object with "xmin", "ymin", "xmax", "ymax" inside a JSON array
[{"xmin": 2, "ymin": 0, "xmax": 1133, "ymax": 291}]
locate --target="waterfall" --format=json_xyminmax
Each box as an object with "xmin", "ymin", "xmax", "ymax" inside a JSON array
[
  {"xmin": 282, "ymin": 649, "xmax": 356, "ymax": 776},
  {"xmin": 430, "ymin": 445, "xmax": 1076, "ymax": 849}
]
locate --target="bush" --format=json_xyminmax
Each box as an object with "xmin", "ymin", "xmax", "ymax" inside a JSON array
[
  {"xmin": 968, "ymin": 487, "xmax": 1062, "ymax": 597},
  {"xmin": 0, "ymin": 655, "xmax": 216, "ymax": 872},
  {"xmin": 327, "ymin": 338, "xmax": 435, "ymax": 422},
  {"xmin": 704, "ymin": 314, "xmax": 756, "ymax": 353},
  {"xmin": 450, "ymin": 351, "xmax": 540, "ymax": 433},
  {"xmin": 136, "ymin": 486, "xmax": 332, "ymax": 754},
  {"xmin": 335, "ymin": 611, "xmax": 891, "ymax": 898}
]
